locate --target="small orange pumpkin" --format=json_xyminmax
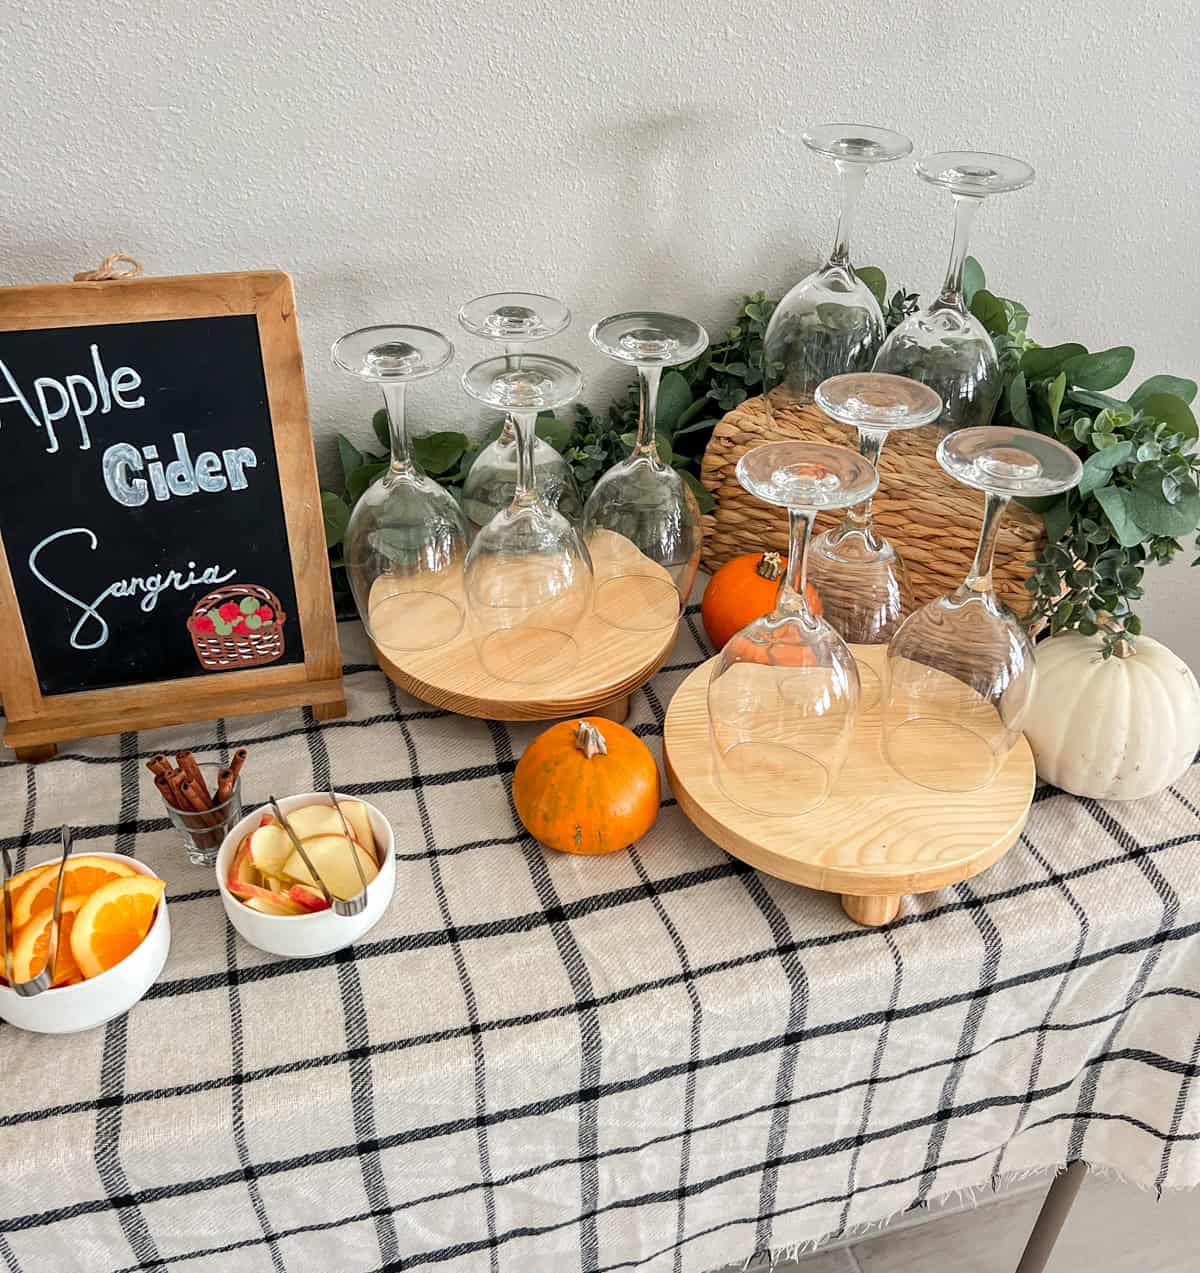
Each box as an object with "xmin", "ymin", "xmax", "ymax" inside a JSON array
[
  {"xmin": 701, "ymin": 551, "xmax": 822, "ymax": 651},
  {"xmin": 513, "ymin": 718, "xmax": 660, "ymax": 855}
]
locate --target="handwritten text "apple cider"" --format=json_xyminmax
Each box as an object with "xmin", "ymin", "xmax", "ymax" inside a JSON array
[{"xmin": 0, "ymin": 343, "xmax": 259, "ymax": 505}]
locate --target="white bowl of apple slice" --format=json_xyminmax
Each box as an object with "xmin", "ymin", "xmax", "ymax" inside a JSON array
[{"xmin": 215, "ymin": 793, "xmax": 395, "ymax": 958}]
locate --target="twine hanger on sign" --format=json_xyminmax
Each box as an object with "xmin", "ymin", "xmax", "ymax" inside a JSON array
[{"xmin": 72, "ymin": 252, "xmax": 144, "ymax": 282}]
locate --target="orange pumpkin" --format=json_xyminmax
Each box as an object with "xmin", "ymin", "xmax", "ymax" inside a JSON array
[
  {"xmin": 701, "ymin": 552, "xmax": 822, "ymax": 651},
  {"xmin": 513, "ymin": 718, "xmax": 660, "ymax": 855}
]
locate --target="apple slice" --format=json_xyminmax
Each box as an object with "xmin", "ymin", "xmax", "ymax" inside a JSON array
[
  {"xmin": 265, "ymin": 874, "xmax": 287, "ymax": 895},
  {"xmin": 229, "ymin": 836, "xmax": 259, "ymax": 890},
  {"xmin": 282, "ymin": 834, "xmax": 378, "ymax": 900},
  {"xmin": 288, "ymin": 883, "xmax": 331, "ymax": 913},
  {"xmin": 340, "ymin": 800, "xmax": 376, "ymax": 862},
  {"xmin": 227, "ymin": 877, "xmax": 277, "ymax": 903},
  {"xmin": 283, "ymin": 805, "xmax": 352, "ymax": 842},
  {"xmin": 249, "ymin": 823, "xmax": 292, "ymax": 876},
  {"xmin": 244, "ymin": 893, "xmax": 305, "ymax": 916}
]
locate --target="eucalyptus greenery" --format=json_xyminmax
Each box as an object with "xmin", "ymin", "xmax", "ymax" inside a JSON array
[{"xmin": 321, "ymin": 267, "xmax": 1198, "ymax": 651}]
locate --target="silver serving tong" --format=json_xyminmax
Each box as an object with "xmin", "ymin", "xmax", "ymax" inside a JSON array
[
  {"xmin": 3, "ymin": 825, "xmax": 74, "ymax": 996},
  {"xmin": 326, "ymin": 785, "xmax": 370, "ymax": 914},
  {"xmin": 268, "ymin": 795, "xmax": 368, "ymax": 918}
]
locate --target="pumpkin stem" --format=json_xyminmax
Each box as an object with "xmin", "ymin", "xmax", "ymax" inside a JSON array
[
  {"xmin": 756, "ymin": 551, "xmax": 784, "ymax": 582},
  {"xmin": 1096, "ymin": 610, "xmax": 1137, "ymax": 659},
  {"xmin": 573, "ymin": 720, "xmax": 608, "ymax": 759}
]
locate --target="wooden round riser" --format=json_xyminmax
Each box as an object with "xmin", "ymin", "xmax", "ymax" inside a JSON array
[
  {"xmin": 662, "ymin": 645, "xmax": 1035, "ymax": 926},
  {"xmin": 371, "ymin": 549, "xmax": 679, "ymax": 722}
]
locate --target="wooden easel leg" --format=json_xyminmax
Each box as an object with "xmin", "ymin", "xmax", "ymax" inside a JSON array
[
  {"xmin": 311, "ymin": 698, "xmax": 348, "ymax": 722},
  {"xmin": 842, "ymin": 893, "xmax": 901, "ymax": 926},
  {"xmin": 591, "ymin": 694, "xmax": 631, "ymax": 724},
  {"xmin": 14, "ymin": 743, "xmax": 57, "ymax": 763}
]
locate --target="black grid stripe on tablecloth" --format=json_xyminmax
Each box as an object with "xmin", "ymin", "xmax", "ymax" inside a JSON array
[{"xmin": 1, "ymin": 608, "xmax": 1198, "ymax": 1273}]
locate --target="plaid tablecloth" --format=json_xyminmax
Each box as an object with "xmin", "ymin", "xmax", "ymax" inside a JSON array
[{"xmin": 2, "ymin": 605, "xmax": 1199, "ymax": 1273}]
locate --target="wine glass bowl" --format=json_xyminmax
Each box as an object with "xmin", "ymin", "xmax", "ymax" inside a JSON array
[
  {"xmin": 462, "ymin": 353, "xmax": 591, "ymax": 684},
  {"xmin": 583, "ymin": 312, "xmax": 709, "ymax": 631},
  {"xmin": 708, "ymin": 441, "xmax": 878, "ymax": 816},
  {"xmin": 882, "ymin": 426, "xmax": 1081, "ymax": 792},
  {"xmin": 873, "ymin": 150, "xmax": 1035, "ymax": 429},
  {"xmin": 807, "ymin": 373, "xmax": 943, "ymax": 661},
  {"xmin": 458, "ymin": 292, "xmax": 581, "ymax": 530},
  {"xmin": 763, "ymin": 124, "xmax": 911, "ymax": 407},
  {"xmin": 331, "ymin": 325, "xmax": 468, "ymax": 656}
]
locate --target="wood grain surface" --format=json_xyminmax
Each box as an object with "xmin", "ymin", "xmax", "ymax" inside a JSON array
[
  {"xmin": 373, "ymin": 565, "xmax": 680, "ymax": 721},
  {"xmin": 663, "ymin": 644, "xmax": 1035, "ymax": 924}
]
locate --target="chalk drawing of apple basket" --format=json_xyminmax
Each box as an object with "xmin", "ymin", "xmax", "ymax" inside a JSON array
[{"xmin": 187, "ymin": 584, "xmax": 286, "ymax": 672}]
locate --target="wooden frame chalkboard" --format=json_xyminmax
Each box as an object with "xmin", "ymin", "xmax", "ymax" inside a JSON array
[{"xmin": 0, "ymin": 270, "xmax": 344, "ymax": 759}]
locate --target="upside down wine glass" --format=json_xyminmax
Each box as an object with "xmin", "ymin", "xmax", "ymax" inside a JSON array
[
  {"xmin": 873, "ymin": 151, "xmax": 1035, "ymax": 428},
  {"xmin": 458, "ymin": 293, "xmax": 581, "ymax": 529},
  {"xmin": 332, "ymin": 326, "xmax": 468, "ymax": 654},
  {"xmin": 806, "ymin": 373, "xmax": 943, "ymax": 662},
  {"xmin": 462, "ymin": 354, "xmax": 592, "ymax": 683},
  {"xmin": 763, "ymin": 125, "xmax": 912, "ymax": 407},
  {"xmin": 882, "ymin": 427, "xmax": 1081, "ymax": 791},
  {"xmin": 583, "ymin": 312, "xmax": 708, "ymax": 631},
  {"xmin": 708, "ymin": 442, "xmax": 879, "ymax": 816}
]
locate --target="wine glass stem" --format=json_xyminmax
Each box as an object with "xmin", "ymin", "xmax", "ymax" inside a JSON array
[
  {"xmin": 966, "ymin": 491, "xmax": 1009, "ymax": 592},
  {"xmin": 499, "ymin": 343, "xmax": 522, "ymax": 445},
  {"xmin": 634, "ymin": 364, "xmax": 663, "ymax": 458},
  {"xmin": 511, "ymin": 410, "xmax": 538, "ymax": 506},
  {"xmin": 778, "ymin": 508, "xmax": 816, "ymax": 616},
  {"xmin": 939, "ymin": 194, "xmax": 981, "ymax": 308},
  {"xmin": 838, "ymin": 425, "xmax": 886, "ymax": 539},
  {"xmin": 829, "ymin": 160, "xmax": 866, "ymax": 268},
  {"xmin": 380, "ymin": 383, "xmax": 414, "ymax": 476}
]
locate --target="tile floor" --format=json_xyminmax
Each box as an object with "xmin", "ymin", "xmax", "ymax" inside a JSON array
[{"xmin": 716, "ymin": 1172, "xmax": 1198, "ymax": 1272}]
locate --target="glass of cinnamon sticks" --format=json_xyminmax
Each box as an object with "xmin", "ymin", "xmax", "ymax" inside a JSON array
[{"xmin": 149, "ymin": 750, "xmax": 247, "ymax": 865}]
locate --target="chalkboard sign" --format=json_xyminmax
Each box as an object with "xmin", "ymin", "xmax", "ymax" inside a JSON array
[{"xmin": 0, "ymin": 271, "xmax": 344, "ymax": 759}]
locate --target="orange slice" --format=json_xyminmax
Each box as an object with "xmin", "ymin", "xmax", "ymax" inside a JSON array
[
  {"xmin": 4, "ymin": 861, "xmax": 53, "ymax": 900},
  {"xmin": 12, "ymin": 855, "xmax": 136, "ymax": 928},
  {"xmin": 9, "ymin": 894, "xmax": 88, "ymax": 985},
  {"xmin": 70, "ymin": 876, "xmax": 165, "ymax": 979}
]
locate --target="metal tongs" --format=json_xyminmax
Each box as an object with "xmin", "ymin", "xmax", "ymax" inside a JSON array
[
  {"xmin": 268, "ymin": 792, "xmax": 369, "ymax": 917},
  {"xmin": 2, "ymin": 825, "xmax": 74, "ymax": 996}
]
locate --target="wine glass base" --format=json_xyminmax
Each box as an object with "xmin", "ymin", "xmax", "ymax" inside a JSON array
[
  {"xmin": 882, "ymin": 715, "xmax": 1000, "ymax": 792},
  {"xmin": 713, "ymin": 739, "xmax": 832, "ymax": 816},
  {"xmin": 369, "ymin": 590, "xmax": 465, "ymax": 653},
  {"xmin": 476, "ymin": 628, "xmax": 580, "ymax": 684},
  {"xmin": 592, "ymin": 573, "xmax": 680, "ymax": 631}
]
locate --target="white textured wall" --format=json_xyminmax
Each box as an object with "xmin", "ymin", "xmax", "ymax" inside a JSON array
[{"xmin": 3, "ymin": 0, "xmax": 1198, "ymax": 658}]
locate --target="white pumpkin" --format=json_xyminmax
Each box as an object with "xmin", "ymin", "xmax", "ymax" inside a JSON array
[{"xmin": 1024, "ymin": 632, "xmax": 1200, "ymax": 800}]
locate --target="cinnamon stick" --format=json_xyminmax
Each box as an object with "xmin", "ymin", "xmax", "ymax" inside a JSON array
[
  {"xmin": 154, "ymin": 773, "xmax": 178, "ymax": 806},
  {"xmin": 176, "ymin": 752, "xmax": 211, "ymax": 805},
  {"xmin": 228, "ymin": 749, "xmax": 248, "ymax": 783},
  {"xmin": 146, "ymin": 755, "xmax": 172, "ymax": 779},
  {"xmin": 215, "ymin": 768, "xmax": 235, "ymax": 806},
  {"xmin": 179, "ymin": 778, "xmax": 226, "ymax": 847}
]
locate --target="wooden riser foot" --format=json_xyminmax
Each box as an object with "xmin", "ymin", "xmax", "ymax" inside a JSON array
[
  {"xmin": 311, "ymin": 698, "xmax": 348, "ymax": 722},
  {"xmin": 589, "ymin": 694, "xmax": 631, "ymax": 724},
  {"xmin": 841, "ymin": 893, "xmax": 902, "ymax": 926},
  {"xmin": 14, "ymin": 743, "xmax": 58, "ymax": 763}
]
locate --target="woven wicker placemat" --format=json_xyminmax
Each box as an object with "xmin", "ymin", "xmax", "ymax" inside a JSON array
[{"xmin": 698, "ymin": 395, "xmax": 1044, "ymax": 616}]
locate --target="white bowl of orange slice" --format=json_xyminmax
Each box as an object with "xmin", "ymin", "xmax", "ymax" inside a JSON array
[
  {"xmin": 0, "ymin": 851, "xmax": 169, "ymax": 1034},
  {"xmin": 215, "ymin": 793, "xmax": 395, "ymax": 958}
]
